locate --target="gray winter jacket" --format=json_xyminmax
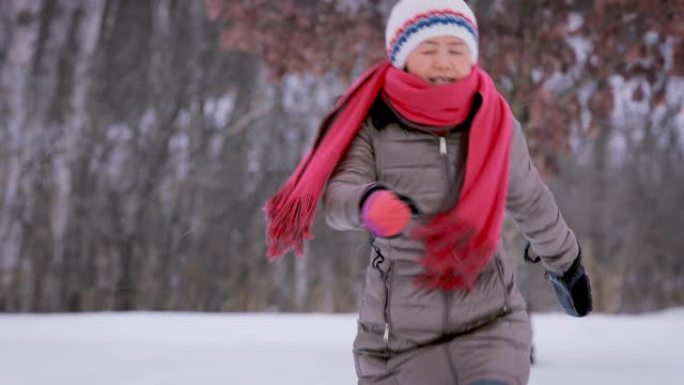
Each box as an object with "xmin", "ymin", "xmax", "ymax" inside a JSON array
[{"xmin": 322, "ymin": 97, "xmax": 579, "ymax": 385}]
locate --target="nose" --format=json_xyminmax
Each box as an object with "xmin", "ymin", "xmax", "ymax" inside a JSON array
[{"xmin": 432, "ymin": 50, "xmax": 453, "ymax": 71}]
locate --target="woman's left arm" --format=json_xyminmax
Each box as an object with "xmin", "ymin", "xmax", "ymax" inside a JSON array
[
  {"xmin": 505, "ymin": 118, "xmax": 579, "ymax": 276},
  {"xmin": 507, "ymin": 118, "xmax": 592, "ymax": 317}
]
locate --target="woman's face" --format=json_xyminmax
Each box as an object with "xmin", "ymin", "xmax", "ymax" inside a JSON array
[{"xmin": 405, "ymin": 36, "xmax": 473, "ymax": 85}]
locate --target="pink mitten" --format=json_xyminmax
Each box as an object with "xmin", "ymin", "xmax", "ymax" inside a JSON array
[{"xmin": 361, "ymin": 190, "xmax": 411, "ymax": 238}]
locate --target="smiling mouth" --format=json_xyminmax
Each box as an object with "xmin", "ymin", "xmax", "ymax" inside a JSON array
[{"xmin": 428, "ymin": 77, "xmax": 456, "ymax": 85}]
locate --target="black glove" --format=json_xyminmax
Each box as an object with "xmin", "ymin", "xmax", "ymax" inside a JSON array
[{"xmin": 547, "ymin": 250, "xmax": 593, "ymax": 317}]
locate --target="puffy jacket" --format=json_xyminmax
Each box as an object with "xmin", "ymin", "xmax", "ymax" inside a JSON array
[{"xmin": 322, "ymin": 96, "xmax": 578, "ymax": 385}]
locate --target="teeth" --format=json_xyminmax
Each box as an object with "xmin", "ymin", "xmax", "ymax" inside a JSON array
[{"xmin": 430, "ymin": 77, "xmax": 455, "ymax": 84}]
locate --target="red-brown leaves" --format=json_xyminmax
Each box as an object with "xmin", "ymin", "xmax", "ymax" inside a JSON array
[
  {"xmin": 205, "ymin": 0, "xmax": 681, "ymax": 173},
  {"xmin": 206, "ymin": 0, "xmax": 385, "ymax": 80}
]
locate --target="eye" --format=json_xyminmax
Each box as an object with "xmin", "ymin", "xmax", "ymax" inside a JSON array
[
  {"xmin": 421, "ymin": 50, "xmax": 437, "ymax": 55},
  {"xmin": 449, "ymin": 50, "xmax": 463, "ymax": 55}
]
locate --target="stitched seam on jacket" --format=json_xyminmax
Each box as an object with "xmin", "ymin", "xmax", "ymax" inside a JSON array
[{"xmin": 443, "ymin": 344, "xmax": 460, "ymax": 384}]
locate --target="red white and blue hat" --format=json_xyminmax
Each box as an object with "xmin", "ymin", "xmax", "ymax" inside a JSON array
[{"xmin": 385, "ymin": 0, "xmax": 479, "ymax": 69}]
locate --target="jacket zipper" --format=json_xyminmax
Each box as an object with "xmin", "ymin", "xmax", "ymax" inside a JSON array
[
  {"xmin": 439, "ymin": 136, "xmax": 447, "ymax": 155},
  {"xmin": 438, "ymin": 135, "xmax": 453, "ymax": 334},
  {"xmin": 444, "ymin": 290, "xmax": 452, "ymax": 334}
]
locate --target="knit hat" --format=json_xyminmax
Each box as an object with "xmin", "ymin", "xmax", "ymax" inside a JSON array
[{"xmin": 385, "ymin": 0, "xmax": 479, "ymax": 69}]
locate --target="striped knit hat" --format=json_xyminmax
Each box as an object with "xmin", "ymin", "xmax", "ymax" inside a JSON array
[{"xmin": 385, "ymin": 0, "xmax": 479, "ymax": 69}]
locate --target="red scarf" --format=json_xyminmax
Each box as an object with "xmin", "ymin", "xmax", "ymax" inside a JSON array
[
  {"xmin": 264, "ymin": 61, "xmax": 511, "ymax": 290},
  {"xmin": 383, "ymin": 66, "xmax": 478, "ymax": 127}
]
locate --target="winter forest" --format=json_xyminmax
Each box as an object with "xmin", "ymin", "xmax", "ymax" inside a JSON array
[{"xmin": 0, "ymin": 0, "xmax": 682, "ymax": 316}]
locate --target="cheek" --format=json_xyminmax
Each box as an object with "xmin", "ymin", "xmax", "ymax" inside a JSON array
[
  {"xmin": 454, "ymin": 58, "xmax": 472, "ymax": 77},
  {"xmin": 407, "ymin": 58, "xmax": 431, "ymax": 77}
]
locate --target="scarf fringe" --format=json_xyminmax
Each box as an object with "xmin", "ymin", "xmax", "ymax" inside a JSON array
[
  {"xmin": 263, "ymin": 63, "xmax": 389, "ymax": 262},
  {"xmin": 415, "ymin": 244, "xmax": 494, "ymax": 291},
  {"xmin": 264, "ymin": 186, "xmax": 317, "ymax": 261},
  {"xmin": 413, "ymin": 214, "xmax": 495, "ymax": 291}
]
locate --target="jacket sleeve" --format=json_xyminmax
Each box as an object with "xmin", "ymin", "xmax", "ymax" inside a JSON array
[
  {"xmin": 322, "ymin": 120, "xmax": 380, "ymax": 231},
  {"xmin": 506, "ymin": 118, "xmax": 579, "ymax": 275}
]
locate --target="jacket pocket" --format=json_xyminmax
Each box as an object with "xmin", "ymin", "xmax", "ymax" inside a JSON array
[
  {"xmin": 370, "ymin": 240, "xmax": 393, "ymax": 335},
  {"xmin": 382, "ymin": 260, "xmax": 394, "ymax": 346},
  {"xmin": 494, "ymin": 254, "xmax": 511, "ymax": 314},
  {"xmin": 361, "ymin": 240, "xmax": 393, "ymax": 348}
]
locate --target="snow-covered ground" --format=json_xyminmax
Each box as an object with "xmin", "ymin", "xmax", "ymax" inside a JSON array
[{"xmin": 1, "ymin": 309, "xmax": 682, "ymax": 385}]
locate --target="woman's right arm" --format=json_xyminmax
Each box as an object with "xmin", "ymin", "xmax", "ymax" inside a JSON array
[{"xmin": 323, "ymin": 120, "xmax": 380, "ymax": 231}]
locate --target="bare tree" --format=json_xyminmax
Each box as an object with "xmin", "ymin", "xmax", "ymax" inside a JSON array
[{"xmin": 0, "ymin": 0, "xmax": 681, "ymax": 313}]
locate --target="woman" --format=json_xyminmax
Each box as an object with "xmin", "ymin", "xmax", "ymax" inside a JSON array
[{"xmin": 264, "ymin": 1, "xmax": 593, "ymax": 384}]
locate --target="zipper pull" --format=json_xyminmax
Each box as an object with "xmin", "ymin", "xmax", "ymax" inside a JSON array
[
  {"xmin": 439, "ymin": 136, "xmax": 447, "ymax": 155},
  {"xmin": 383, "ymin": 322, "xmax": 390, "ymax": 343}
]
